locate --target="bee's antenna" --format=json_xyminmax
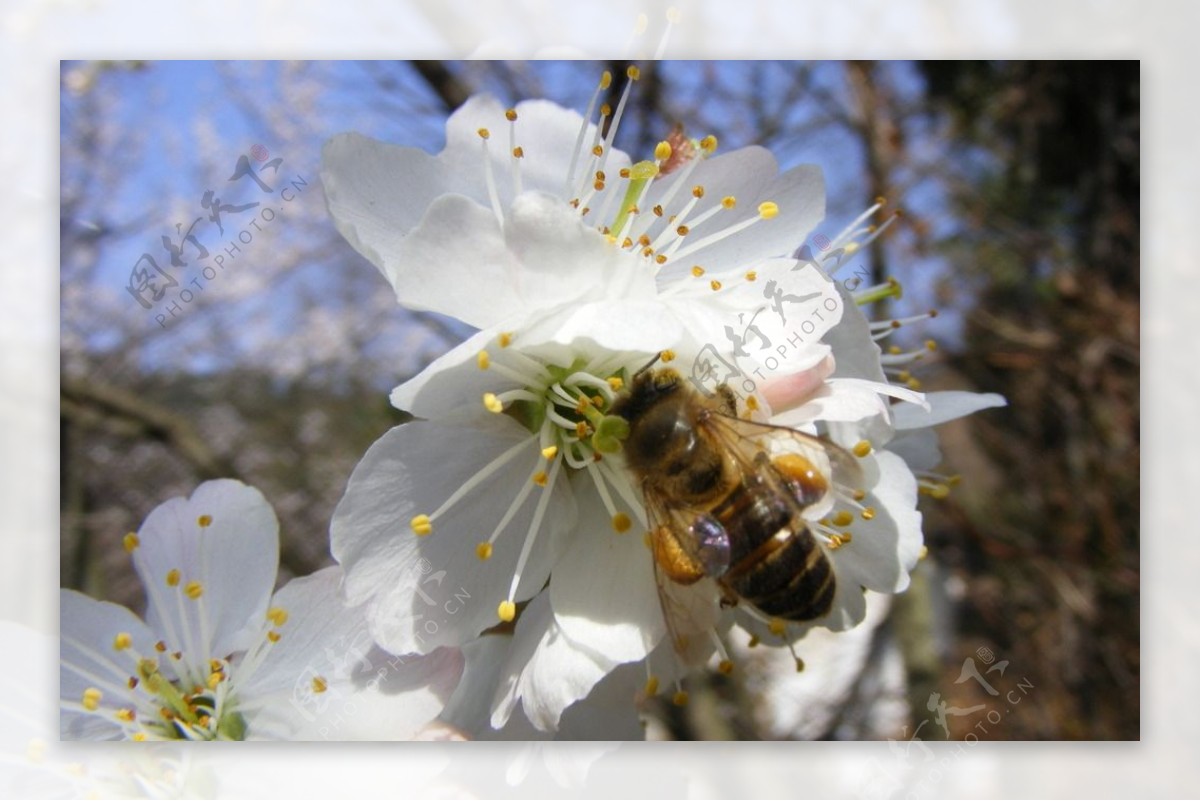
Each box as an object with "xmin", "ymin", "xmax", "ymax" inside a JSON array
[{"xmin": 633, "ymin": 351, "xmax": 664, "ymax": 379}]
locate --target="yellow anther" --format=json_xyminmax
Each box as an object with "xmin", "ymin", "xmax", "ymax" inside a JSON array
[
  {"xmin": 123, "ymin": 532, "xmax": 140, "ymax": 552},
  {"xmin": 512, "ymin": 146, "xmax": 524, "ymax": 158},
  {"xmin": 655, "ymin": 141, "xmax": 672, "ymax": 161},
  {"xmin": 575, "ymin": 395, "xmax": 592, "ymax": 413},
  {"xmin": 575, "ymin": 421, "xmax": 590, "ymax": 439},
  {"xmin": 599, "ymin": 70, "xmax": 612, "ymax": 89},
  {"xmin": 919, "ymin": 545, "xmax": 930, "ymax": 561},
  {"xmin": 312, "ymin": 676, "xmax": 328, "ymax": 694},
  {"xmin": 745, "ymin": 396, "xmax": 759, "ymax": 412},
  {"xmin": 496, "ymin": 333, "xmax": 512, "ymax": 351},
  {"xmin": 82, "ymin": 687, "xmax": 102, "ymax": 711},
  {"xmin": 210, "ymin": 658, "xmax": 224, "ymax": 672},
  {"xmin": 692, "ymin": 185, "xmax": 705, "ymax": 198},
  {"xmin": 929, "ymin": 483, "xmax": 950, "ymax": 499},
  {"xmin": 410, "ymin": 514, "xmax": 433, "ymax": 536},
  {"xmin": 267, "ymin": 630, "xmax": 282, "ymax": 643},
  {"xmin": 758, "ymin": 201, "xmax": 779, "ymax": 219},
  {"xmin": 840, "ymin": 532, "xmax": 853, "ymax": 544},
  {"xmin": 832, "ymin": 510, "xmax": 854, "ymax": 527},
  {"xmin": 621, "ymin": 236, "xmax": 633, "ymax": 248},
  {"xmin": 593, "ymin": 180, "xmax": 605, "ymax": 191},
  {"xmin": 607, "ymin": 376, "xmax": 624, "ymax": 391},
  {"xmin": 541, "ymin": 445, "xmax": 559, "ymax": 461},
  {"xmin": 710, "ymin": 280, "xmax": 723, "ymax": 291},
  {"xmin": 166, "ymin": 569, "xmax": 181, "ymax": 587},
  {"xmin": 132, "ymin": 732, "xmax": 147, "ymax": 741},
  {"xmin": 611, "ymin": 513, "xmax": 632, "ymax": 533},
  {"xmin": 532, "ymin": 471, "xmax": 549, "ymax": 487},
  {"xmin": 794, "ymin": 657, "xmax": 806, "ymax": 672},
  {"xmin": 476, "ymin": 542, "xmax": 493, "ymax": 561},
  {"xmin": 676, "ymin": 225, "xmax": 689, "ymax": 236},
  {"xmin": 907, "ymin": 377, "xmax": 923, "ymax": 391},
  {"xmin": 154, "ymin": 641, "xmax": 167, "ymax": 653},
  {"xmin": 721, "ymin": 196, "xmax": 736, "ymax": 209},
  {"xmin": 700, "ymin": 135, "xmax": 717, "ymax": 152},
  {"xmin": 267, "ymin": 607, "xmax": 289, "ymax": 626},
  {"xmin": 498, "ymin": 600, "xmax": 516, "ymax": 623},
  {"xmin": 184, "ymin": 581, "xmax": 203, "ymax": 600},
  {"xmin": 113, "ymin": 632, "xmax": 132, "ymax": 651},
  {"xmin": 476, "ymin": 350, "xmax": 491, "ymax": 370},
  {"xmin": 718, "ymin": 659, "xmax": 734, "ymax": 676},
  {"xmin": 483, "ymin": 392, "xmax": 504, "ymax": 413},
  {"xmin": 672, "ymin": 690, "xmax": 689, "ymax": 707},
  {"xmin": 747, "ymin": 635, "xmax": 760, "ymax": 648},
  {"xmin": 197, "ymin": 514, "xmax": 212, "ymax": 527},
  {"xmin": 928, "ymin": 308, "xmax": 939, "ymax": 318},
  {"xmin": 600, "ymin": 103, "xmax": 612, "ymax": 117},
  {"xmin": 207, "ymin": 672, "xmax": 221, "ymax": 690},
  {"xmin": 477, "ymin": 128, "xmax": 490, "ymax": 140},
  {"xmin": 116, "ymin": 708, "xmax": 135, "ymax": 723},
  {"xmin": 643, "ymin": 531, "xmax": 653, "ymax": 549},
  {"xmin": 655, "ymin": 253, "xmax": 668, "ymax": 264},
  {"xmin": 745, "ymin": 270, "xmax": 757, "ymax": 282},
  {"xmin": 852, "ymin": 440, "xmax": 873, "ymax": 458},
  {"xmin": 644, "ymin": 676, "xmax": 660, "ymax": 696},
  {"xmin": 592, "ymin": 144, "xmax": 603, "ymax": 157},
  {"xmin": 691, "ymin": 265, "xmax": 705, "ymax": 277},
  {"xmin": 505, "ymin": 108, "xmax": 518, "ymax": 122},
  {"xmin": 652, "ymin": 205, "xmax": 664, "ymax": 217},
  {"xmin": 926, "ymin": 339, "xmax": 938, "ymax": 351},
  {"xmin": 627, "ymin": 65, "xmax": 641, "ymax": 80},
  {"xmin": 619, "ymin": 167, "xmax": 631, "ymax": 179},
  {"xmin": 827, "ymin": 534, "xmax": 843, "ymax": 550},
  {"xmin": 861, "ymin": 507, "xmax": 876, "ymax": 521},
  {"xmin": 595, "ymin": 170, "xmax": 606, "ymax": 182},
  {"xmin": 768, "ymin": 618, "xmax": 787, "ymax": 637},
  {"xmin": 844, "ymin": 241, "xmax": 860, "ymax": 255},
  {"xmin": 660, "ymin": 349, "xmax": 676, "ymax": 362}
]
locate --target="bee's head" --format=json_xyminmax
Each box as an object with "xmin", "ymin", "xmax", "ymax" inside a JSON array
[{"xmin": 612, "ymin": 367, "xmax": 682, "ymax": 424}]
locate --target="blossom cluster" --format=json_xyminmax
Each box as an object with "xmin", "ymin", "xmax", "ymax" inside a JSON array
[{"xmin": 60, "ymin": 67, "xmax": 1004, "ymax": 740}]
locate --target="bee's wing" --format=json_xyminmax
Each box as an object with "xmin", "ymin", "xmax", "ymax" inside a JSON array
[
  {"xmin": 701, "ymin": 410, "xmax": 862, "ymax": 493},
  {"xmin": 641, "ymin": 482, "xmax": 726, "ymax": 662}
]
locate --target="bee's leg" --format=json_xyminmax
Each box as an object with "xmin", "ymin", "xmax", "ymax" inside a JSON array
[{"xmin": 717, "ymin": 582, "xmax": 740, "ymax": 609}]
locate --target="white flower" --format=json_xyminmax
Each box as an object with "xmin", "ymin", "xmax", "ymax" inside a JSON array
[
  {"xmin": 324, "ymin": 73, "xmax": 970, "ymax": 734},
  {"xmin": 60, "ymin": 479, "xmax": 462, "ymax": 741}
]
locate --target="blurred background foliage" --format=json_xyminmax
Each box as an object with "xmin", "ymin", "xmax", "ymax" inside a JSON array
[{"xmin": 59, "ymin": 60, "xmax": 1138, "ymax": 740}]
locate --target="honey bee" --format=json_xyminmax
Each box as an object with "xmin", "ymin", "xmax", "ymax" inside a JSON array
[{"xmin": 610, "ymin": 365, "xmax": 858, "ymax": 657}]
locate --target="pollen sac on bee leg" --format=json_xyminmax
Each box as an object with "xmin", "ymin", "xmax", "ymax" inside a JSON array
[{"xmin": 688, "ymin": 514, "xmax": 731, "ymax": 577}]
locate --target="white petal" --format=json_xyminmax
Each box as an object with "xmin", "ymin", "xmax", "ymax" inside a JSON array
[
  {"xmin": 828, "ymin": 451, "xmax": 923, "ymax": 596},
  {"xmin": 648, "ymin": 150, "xmax": 825, "ymax": 272},
  {"xmin": 134, "ymin": 480, "xmax": 277, "ymax": 665},
  {"xmin": 59, "ymin": 590, "xmax": 157, "ymax": 740},
  {"xmin": 490, "ymin": 592, "xmax": 615, "ymax": 732},
  {"xmin": 549, "ymin": 484, "xmax": 664, "ymax": 664},
  {"xmin": 360, "ymin": 192, "xmax": 527, "ymax": 328},
  {"xmin": 331, "ymin": 411, "xmax": 576, "ymax": 656},
  {"xmin": 893, "ymin": 391, "xmax": 1007, "ymax": 430},
  {"xmin": 391, "ymin": 299, "xmax": 681, "ymax": 419},
  {"xmin": 239, "ymin": 568, "xmax": 463, "ymax": 741},
  {"xmin": 437, "ymin": 634, "xmax": 516, "ymax": 739},
  {"xmin": 888, "ymin": 428, "xmax": 943, "ymax": 472},
  {"xmin": 389, "ymin": 325, "xmax": 516, "ymax": 417},
  {"xmin": 824, "ymin": 282, "xmax": 886, "ymax": 383}
]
